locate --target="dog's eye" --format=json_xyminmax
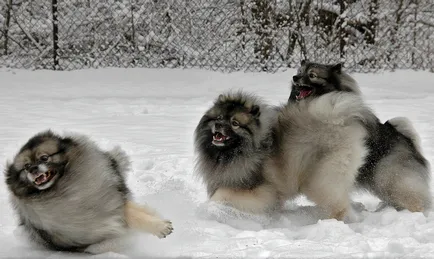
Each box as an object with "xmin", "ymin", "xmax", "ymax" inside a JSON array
[
  {"xmin": 231, "ymin": 120, "xmax": 240, "ymax": 128},
  {"xmin": 40, "ymin": 155, "xmax": 49, "ymax": 162},
  {"xmin": 24, "ymin": 163, "xmax": 31, "ymax": 170},
  {"xmin": 308, "ymin": 73, "xmax": 316, "ymax": 79}
]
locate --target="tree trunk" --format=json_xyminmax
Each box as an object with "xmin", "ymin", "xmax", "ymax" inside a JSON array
[
  {"xmin": 411, "ymin": 0, "xmax": 418, "ymax": 65},
  {"xmin": 52, "ymin": 0, "xmax": 59, "ymax": 70},
  {"xmin": 387, "ymin": 0, "xmax": 405, "ymax": 68},
  {"xmin": 3, "ymin": 0, "xmax": 12, "ymax": 55},
  {"xmin": 286, "ymin": 32, "xmax": 298, "ymax": 62},
  {"xmin": 130, "ymin": 0, "xmax": 136, "ymax": 52},
  {"xmin": 337, "ymin": 0, "xmax": 348, "ymax": 59},
  {"xmin": 365, "ymin": 0, "xmax": 378, "ymax": 44},
  {"xmin": 239, "ymin": 0, "xmax": 248, "ymax": 50},
  {"xmin": 251, "ymin": 0, "xmax": 274, "ymax": 71},
  {"xmin": 296, "ymin": 1, "xmax": 311, "ymax": 61},
  {"xmin": 300, "ymin": 0, "xmax": 312, "ymax": 26}
]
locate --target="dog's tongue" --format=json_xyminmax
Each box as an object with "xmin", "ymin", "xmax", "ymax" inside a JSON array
[
  {"xmin": 214, "ymin": 133, "xmax": 225, "ymax": 141},
  {"xmin": 297, "ymin": 89, "xmax": 312, "ymax": 99},
  {"xmin": 35, "ymin": 174, "xmax": 47, "ymax": 185}
]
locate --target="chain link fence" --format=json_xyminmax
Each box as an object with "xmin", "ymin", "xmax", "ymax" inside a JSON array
[{"xmin": 0, "ymin": 0, "xmax": 433, "ymax": 72}]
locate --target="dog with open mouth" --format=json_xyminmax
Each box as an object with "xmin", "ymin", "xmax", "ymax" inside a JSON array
[
  {"xmin": 194, "ymin": 90, "xmax": 377, "ymax": 221},
  {"xmin": 288, "ymin": 60, "xmax": 432, "ymax": 213},
  {"xmin": 194, "ymin": 91, "xmax": 279, "ymax": 213},
  {"xmin": 289, "ymin": 60, "xmax": 360, "ymax": 102},
  {"xmin": 5, "ymin": 130, "xmax": 173, "ymax": 253}
]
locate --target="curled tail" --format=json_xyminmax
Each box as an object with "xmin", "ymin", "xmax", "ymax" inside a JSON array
[
  {"xmin": 106, "ymin": 146, "xmax": 131, "ymax": 176},
  {"xmin": 387, "ymin": 117, "xmax": 423, "ymax": 154}
]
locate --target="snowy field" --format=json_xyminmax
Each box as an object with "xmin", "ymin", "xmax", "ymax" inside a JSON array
[{"xmin": 0, "ymin": 68, "xmax": 433, "ymax": 258}]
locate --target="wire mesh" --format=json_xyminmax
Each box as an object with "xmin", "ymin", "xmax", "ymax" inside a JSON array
[{"xmin": 0, "ymin": 0, "xmax": 433, "ymax": 72}]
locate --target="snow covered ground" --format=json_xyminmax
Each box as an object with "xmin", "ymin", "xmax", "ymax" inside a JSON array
[{"xmin": 0, "ymin": 68, "xmax": 433, "ymax": 258}]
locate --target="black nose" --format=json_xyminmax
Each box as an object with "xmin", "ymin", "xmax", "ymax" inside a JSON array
[
  {"xmin": 293, "ymin": 75, "xmax": 301, "ymax": 82},
  {"xmin": 29, "ymin": 165, "xmax": 39, "ymax": 175}
]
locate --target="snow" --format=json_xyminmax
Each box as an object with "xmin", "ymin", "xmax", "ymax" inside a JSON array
[{"xmin": 0, "ymin": 68, "xmax": 433, "ymax": 258}]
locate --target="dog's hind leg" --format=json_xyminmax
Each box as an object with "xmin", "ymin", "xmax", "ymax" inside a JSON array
[
  {"xmin": 377, "ymin": 173, "xmax": 431, "ymax": 213},
  {"xmin": 373, "ymin": 154, "xmax": 431, "ymax": 214},
  {"xmin": 124, "ymin": 201, "xmax": 173, "ymax": 238}
]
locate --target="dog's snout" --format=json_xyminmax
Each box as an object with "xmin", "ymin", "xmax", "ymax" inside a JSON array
[
  {"xmin": 293, "ymin": 75, "xmax": 301, "ymax": 82},
  {"xmin": 29, "ymin": 165, "xmax": 39, "ymax": 175},
  {"xmin": 214, "ymin": 123, "xmax": 231, "ymax": 135},
  {"xmin": 215, "ymin": 123, "xmax": 223, "ymax": 130}
]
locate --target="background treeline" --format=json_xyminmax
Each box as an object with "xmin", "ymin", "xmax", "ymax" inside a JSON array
[{"xmin": 0, "ymin": 0, "xmax": 432, "ymax": 72}]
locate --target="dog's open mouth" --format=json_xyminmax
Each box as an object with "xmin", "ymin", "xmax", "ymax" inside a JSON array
[
  {"xmin": 212, "ymin": 132, "xmax": 231, "ymax": 146},
  {"xmin": 295, "ymin": 86, "xmax": 313, "ymax": 100},
  {"xmin": 32, "ymin": 170, "xmax": 57, "ymax": 187}
]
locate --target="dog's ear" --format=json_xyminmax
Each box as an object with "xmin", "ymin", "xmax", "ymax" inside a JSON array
[
  {"xmin": 59, "ymin": 138, "xmax": 77, "ymax": 168},
  {"xmin": 332, "ymin": 63, "xmax": 343, "ymax": 74},
  {"xmin": 250, "ymin": 105, "xmax": 260, "ymax": 117},
  {"xmin": 59, "ymin": 137, "xmax": 75, "ymax": 153},
  {"xmin": 217, "ymin": 94, "xmax": 226, "ymax": 103}
]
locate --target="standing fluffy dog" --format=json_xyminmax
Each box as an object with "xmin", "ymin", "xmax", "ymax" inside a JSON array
[
  {"xmin": 5, "ymin": 130, "xmax": 173, "ymax": 253},
  {"xmin": 288, "ymin": 60, "xmax": 431, "ymax": 213},
  {"xmin": 194, "ymin": 92, "xmax": 279, "ymax": 213},
  {"xmin": 194, "ymin": 90, "xmax": 374, "ymax": 220}
]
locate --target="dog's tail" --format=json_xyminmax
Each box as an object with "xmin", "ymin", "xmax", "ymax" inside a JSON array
[
  {"xmin": 387, "ymin": 117, "xmax": 423, "ymax": 154},
  {"xmin": 106, "ymin": 146, "xmax": 131, "ymax": 176}
]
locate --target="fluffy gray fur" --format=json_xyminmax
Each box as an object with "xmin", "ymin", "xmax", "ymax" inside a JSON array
[
  {"xmin": 263, "ymin": 91, "xmax": 377, "ymax": 219},
  {"xmin": 289, "ymin": 60, "xmax": 432, "ymax": 213},
  {"xmin": 194, "ymin": 91, "xmax": 277, "ymax": 200},
  {"xmin": 5, "ymin": 130, "xmax": 132, "ymax": 252},
  {"xmin": 194, "ymin": 90, "xmax": 378, "ymax": 219}
]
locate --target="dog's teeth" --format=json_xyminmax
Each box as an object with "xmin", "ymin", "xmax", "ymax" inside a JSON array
[{"xmin": 35, "ymin": 174, "xmax": 46, "ymax": 185}]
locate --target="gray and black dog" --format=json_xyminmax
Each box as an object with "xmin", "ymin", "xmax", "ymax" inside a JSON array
[
  {"xmin": 289, "ymin": 60, "xmax": 432, "ymax": 213},
  {"xmin": 5, "ymin": 130, "xmax": 173, "ymax": 254},
  {"xmin": 194, "ymin": 90, "xmax": 375, "ymax": 220},
  {"xmin": 194, "ymin": 92, "xmax": 279, "ymax": 213}
]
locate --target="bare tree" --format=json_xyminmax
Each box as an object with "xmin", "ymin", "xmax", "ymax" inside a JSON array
[
  {"xmin": 411, "ymin": 0, "xmax": 418, "ymax": 65},
  {"xmin": 130, "ymin": 0, "xmax": 136, "ymax": 52},
  {"xmin": 52, "ymin": 0, "xmax": 59, "ymax": 69},
  {"xmin": 284, "ymin": 1, "xmax": 298, "ymax": 61},
  {"xmin": 336, "ymin": 0, "xmax": 349, "ymax": 59},
  {"xmin": 3, "ymin": 0, "xmax": 13, "ymax": 55},
  {"xmin": 365, "ymin": 0, "xmax": 378, "ymax": 45},
  {"xmin": 387, "ymin": 0, "xmax": 410, "ymax": 68},
  {"xmin": 251, "ymin": 0, "xmax": 274, "ymax": 71},
  {"xmin": 239, "ymin": 0, "xmax": 248, "ymax": 50},
  {"xmin": 283, "ymin": 1, "xmax": 310, "ymax": 62}
]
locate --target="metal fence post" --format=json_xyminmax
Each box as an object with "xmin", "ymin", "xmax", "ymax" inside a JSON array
[{"xmin": 52, "ymin": 0, "xmax": 59, "ymax": 70}]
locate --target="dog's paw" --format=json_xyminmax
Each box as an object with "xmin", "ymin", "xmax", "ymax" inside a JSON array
[{"xmin": 153, "ymin": 220, "xmax": 173, "ymax": 238}]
